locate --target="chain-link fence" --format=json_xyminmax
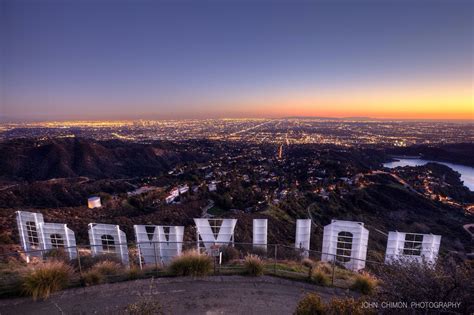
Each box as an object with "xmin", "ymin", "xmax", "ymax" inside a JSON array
[{"xmin": 0, "ymin": 241, "xmax": 385, "ymax": 297}]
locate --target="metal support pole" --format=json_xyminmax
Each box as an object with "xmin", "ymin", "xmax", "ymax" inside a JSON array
[
  {"xmin": 331, "ymin": 255, "xmax": 336, "ymax": 285},
  {"xmin": 76, "ymin": 247, "xmax": 82, "ymax": 277},
  {"xmin": 274, "ymin": 244, "xmax": 277, "ymax": 274},
  {"xmin": 137, "ymin": 244, "xmax": 143, "ymax": 271}
]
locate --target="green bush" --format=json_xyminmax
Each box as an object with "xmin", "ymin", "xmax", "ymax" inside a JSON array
[
  {"xmin": 243, "ymin": 254, "xmax": 264, "ymax": 276},
  {"xmin": 350, "ymin": 273, "xmax": 377, "ymax": 295},
  {"xmin": 294, "ymin": 293, "xmax": 326, "ymax": 315},
  {"xmin": 22, "ymin": 261, "xmax": 72, "ymax": 300},
  {"xmin": 310, "ymin": 269, "xmax": 330, "ymax": 286},
  {"xmin": 168, "ymin": 250, "xmax": 212, "ymax": 277}
]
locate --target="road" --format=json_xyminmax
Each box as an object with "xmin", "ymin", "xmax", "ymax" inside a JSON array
[{"xmin": 0, "ymin": 276, "xmax": 352, "ymax": 315}]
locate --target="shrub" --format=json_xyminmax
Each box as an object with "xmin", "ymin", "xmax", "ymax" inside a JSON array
[
  {"xmin": 326, "ymin": 297, "xmax": 373, "ymax": 315},
  {"xmin": 243, "ymin": 254, "xmax": 264, "ymax": 276},
  {"xmin": 71, "ymin": 253, "xmax": 122, "ymax": 271},
  {"xmin": 82, "ymin": 269, "xmax": 103, "ymax": 286},
  {"xmin": 250, "ymin": 246, "xmax": 268, "ymax": 258},
  {"xmin": 310, "ymin": 269, "xmax": 330, "ymax": 286},
  {"xmin": 278, "ymin": 246, "xmax": 302, "ymax": 261},
  {"xmin": 44, "ymin": 248, "xmax": 70, "ymax": 262},
  {"xmin": 0, "ymin": 260, "xmax": 26, "ymax": 297},
  {"xmin": 126, "ymin": 298, "xmax": 163, "ymax": 315},
  {"xmin": 22, "ymin": 261, "xmax": 72, "ymax": 300},
  {"xmin": 294, "ymin": 293, "xmax": 326, "ymax": 315},
  {"xmin": 128, "ymin": 266, "xmax": 144, "ymax": 280},
  {"xmin": 92, "ymin": 260, "xmax": 123, "ymax": 276},
  {"xmin": 168, "ymin": 250, "xmax": 212, "ymax": 277},
  {"xmin": 220, "ymin": 246, "xmax": 240, "ymax": 264},
  {"xmin": 301, "ymin": 258, "xmax": 315, "ymax": 269},
  {"xmin": 350, "ymin": 273, "xmax": 377, "ymax": 295},
  {"xmin": 373, "ymin": 257, "xmax": 473, "ymax": 314},
  {"xmin": 316, "ymin": 261, "xmax": 332, "ymax": 274}
]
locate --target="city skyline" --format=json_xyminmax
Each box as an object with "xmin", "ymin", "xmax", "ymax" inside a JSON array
[{"xmin": 1, "ymin": 0, "xmax": 473, "ymax": 121}]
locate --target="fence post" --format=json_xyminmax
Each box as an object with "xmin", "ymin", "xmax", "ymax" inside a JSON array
[
  {"xmin": 273, "ymin": 244, "xmax": 277, "ymax": 274},
  {"xmin": 331, "ymin": 255, "xmax": 336, "ymax": 285},
  {"xmin": 76, "ymin": 247, "xmax": 82, "ymax": 277},
  {"xmin": 137, "ymin": 244, "xmax": 143, "ymax": 271}
]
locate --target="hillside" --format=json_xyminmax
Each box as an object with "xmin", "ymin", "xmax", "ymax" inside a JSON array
[{"xmin": 0, "ymin": 138, "xmax": 200, "ymax": 181}]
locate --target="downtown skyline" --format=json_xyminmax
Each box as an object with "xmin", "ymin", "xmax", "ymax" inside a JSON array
[{"xmin": 1, "ymin": 0, "xmax": 473, "ymax": 121}]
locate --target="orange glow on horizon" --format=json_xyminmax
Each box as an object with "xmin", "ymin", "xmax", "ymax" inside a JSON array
[{"xmin": 223, "ymin": 80, "xmax": 473, "ymax": 120}]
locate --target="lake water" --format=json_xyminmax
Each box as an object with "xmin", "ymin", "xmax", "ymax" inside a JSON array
[{"xmin": 383, "ymin": 158, "xmax": 474, "ymax": 191}]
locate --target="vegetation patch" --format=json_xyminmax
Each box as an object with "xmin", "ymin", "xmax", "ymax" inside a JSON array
[
  {"xmin": 350, "ymin": 272, "xmax": 377, "ymax": 295},
  {"xmin": 294, "ymin": 293, "xmax": 326, "ymax": 315},
  {"xmin": 243, "ymin": 254, "xmax": 264, "ymax": 276},
  {"xmin": 22, "ymin": 261, "xmax": 72, "ymax": 300},
  {"xmin": 168, "ymin": 250, "xmax": 212, "ymax": 277}
]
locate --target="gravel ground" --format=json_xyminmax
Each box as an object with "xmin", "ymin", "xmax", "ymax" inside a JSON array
[{"xmin": 0, "ymin": 275, "xmax": 353, "ymax": 315}]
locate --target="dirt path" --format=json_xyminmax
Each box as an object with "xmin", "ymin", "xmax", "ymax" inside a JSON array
[{"xmin": 0, "ymin": 276, "xmax": 352, "ymax": 315}]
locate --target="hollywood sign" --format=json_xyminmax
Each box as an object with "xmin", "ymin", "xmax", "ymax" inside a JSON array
[{"xmin": 15, "ymin": 211, "xmax": 441, "ymax": 271}]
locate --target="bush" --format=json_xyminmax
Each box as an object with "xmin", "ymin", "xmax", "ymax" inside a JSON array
[
  {"xmin": 243, "ymin": 254, "xmax": 264, "ymax": 276},
  {"xmin": 71, "ymin": 253, "xmax": 122, "ymax": 271},
  {"xmin": 326, "ymin": 297, "xmax": 373, "ymax": 315},
  {"xmin": 126, "ymin": 298, "xmax": 163, "ymax": 315},
  {"xmin": 310, "ymin": 269, "xmax": 330, "ymax": 286},
  {"xmin": 316, "ymin": 262, "xmax": 332, "ymax": 274},
  {"xmin": 82, "ymin": 269, "xmax": 103, "ymax": 286},
  {"xmin": 220, "ymin": 246, "xmax": 240, "ymax": 264},
  {"xmin": 373, "ymin": 257, "xmax": 473, "ymax": 313},
  {"xmin": 128, "ymin": 266, "xmax": 144, "ymax": 280},
  {"xmin": 168, "ymin": 250, "xmax": 212, "ymax": 277},
  {"xmin": 92, "ymin": 260, "xmax": 123, "ymax": 276},
  {"xmin": 44, "ymin": 248, "xmax": 70, "ymax": 262},
  {"xmin": 294, "ymin": 293, "xmax": 326, "ymax": 315},
  {"xmin": 250, "ymin": 246, "xmax": 268, "ymax": 258},
  {"xmin": 22, "ymin": 261, "xmax": 72, "ymax": 300},
  {"xmin": 278, "ymin": 246, "xmax": 302, "ymax": 261},
  {"xmin": 350, "ymin": 273, "xmax": 377, "ymax": 295}
]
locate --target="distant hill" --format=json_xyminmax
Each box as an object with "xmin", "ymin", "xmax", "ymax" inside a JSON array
[
  {"xmin": 0, "ymin": 138, "xmax": 199, "ymax": 181},
  {"xmin": 386, "ymin": 143, "xmax": 474, "ymax": 167}
]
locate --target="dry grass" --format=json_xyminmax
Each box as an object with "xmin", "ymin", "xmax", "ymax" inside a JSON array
[
  {"xmin": 168, "ymin": 250, "xmax": 212, "ymax": 277},
  {"xmin": 82, "ymin": 269, "xmax": 104, "ymax": 286},
  {"xmin": 125, "ymin": 297, "xmax": 164, "ymax": 315},
  {"xmin": 92, "ymin": 260, "xmax": 124, "ymax": 276},
  {"xmin": 22, "ymin": 261, "xmax": 72, "ymax": 300},
  {"xmin": 326, "ymin": 297, "xmax": 375, "ymax": 315},
  {"xmin": 294, "ymin": 293, "xmax": 326, "ymax": 315},
  {"xmin": 243, "ymin": 254, "xmax": 264, "ymax": 276},
  {"xmin": 350, "ymin": 272, "xmax": 377, "ymax": 295},
  {"xmin": 310, "ymin": 269, "xmax": 330, "ymax": 286}
]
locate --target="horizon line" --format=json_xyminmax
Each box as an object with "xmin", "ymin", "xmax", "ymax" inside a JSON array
[{"xmin": 1, "ymin": 115, "xmax": 473, "ymax": 124}]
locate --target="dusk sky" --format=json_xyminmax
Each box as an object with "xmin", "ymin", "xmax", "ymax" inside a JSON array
[{"xmin": 1, "ymin": 0, "xmax": 473, "ymax": 121}]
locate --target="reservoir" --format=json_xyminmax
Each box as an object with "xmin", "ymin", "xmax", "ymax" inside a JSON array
[{"xmin": 383, "ymin": 158, "xmax": 474, "ymax": 191}]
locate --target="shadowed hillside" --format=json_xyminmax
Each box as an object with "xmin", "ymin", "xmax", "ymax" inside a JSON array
[{"xmin": 0, "ymin": 138, "xmax": 201, "ymax": 181}]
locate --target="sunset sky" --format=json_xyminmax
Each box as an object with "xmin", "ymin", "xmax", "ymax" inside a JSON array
[{"xmin": 1, "ymin": 0, "xmax": 473, "ymax": 121}]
